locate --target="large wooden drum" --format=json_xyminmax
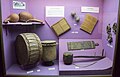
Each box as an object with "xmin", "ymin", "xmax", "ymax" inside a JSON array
[
  {"xmin": 15, "ymin": 33, "xmax": 42, "ymax": 69},
  {"xmin": 41, "ymin": 40, "xmax": 57, "ymax": 66}
]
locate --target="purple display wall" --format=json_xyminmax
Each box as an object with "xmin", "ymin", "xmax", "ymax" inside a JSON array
[
  {"xmin": 102, "ymin": 0, "xmax": 119, "ymax": 60},
  {"xmin": 1, "ymin": 0, "xmax": 10, "ymax": 22},
  {"xmin": 28, "ymin": 0, "xmax": 103, "ymax": 39},
  {"xmin": 1, "ymin": 0, "xmax": 12, "ymax": 70}
]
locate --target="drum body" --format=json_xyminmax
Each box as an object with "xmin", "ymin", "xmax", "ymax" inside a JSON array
[
  {"xmin": 63, "ymin": 52, "xmax": 73, "ymax": 65},
  {"xmin": 15, "ymin": 33, "xmax": 42, "ymax": 69},
  {"xmin": 41, "ymin": 40, "xmax": 56, "ymax": 66}
]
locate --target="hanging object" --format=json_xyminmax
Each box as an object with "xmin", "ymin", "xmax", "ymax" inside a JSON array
[
  {"xmin": 107, "ymin": 33, "xmax": 113, "ymax": 44},
  {"xmin": 41, "ymin": 40, "xmax": 57, "ymax": 66},
  {"xmin": 106, "ymin": 24, "xmax": 111, "ymax": 34},
  {"xmin": 3, "ymin": 13, "xmax": 19, "ymax": 23},
  {"xmin": 112, "ymin": 23, "xmax": 117, "ymax": 34},
  {"xmin": 106, "ymin": 24, "xmax": 113, "ymax": 44},
  {"xmin": 15, "ymin": 33, "xmax": 43, "ymax": 69}
]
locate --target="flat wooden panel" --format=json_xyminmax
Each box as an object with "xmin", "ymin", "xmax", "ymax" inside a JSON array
[
  {"xmin": 80, "ymin": 14, "xmax": 98, "ymax": 34},
  {"xmin": 51, "ymin": 18, "xmax": 71, "ymax": 36},
  {"xmin": 52, "ymin": 23, "xmax": 63, "ymax": 36}
]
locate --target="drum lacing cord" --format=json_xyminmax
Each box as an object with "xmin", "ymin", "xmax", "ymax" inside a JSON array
[
  {"xmin": 23, "ymin": 33, "xmax": 32, "ymax": 65},
  {"xmin": 23, "ymin": 33, "xmax": 40, "ymax": 65},
  {"xmin": 33, "ymin": 33, "xmax": 42, "ymax": 63}
]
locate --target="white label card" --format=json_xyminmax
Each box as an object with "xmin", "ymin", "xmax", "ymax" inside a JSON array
[
  {"xmin": 81, "ymin": 6, "xmax": 99, "ymax": 13},
  {"xmin": 48, "ymin": 67, "xmax": 55, "ymax": 70},
  {"xmin": 27, "ymin": 70, "xmax": 33, "ymax": 74},
  {"xmin": 75, "ymin": 66, "xmax": 80, "ymax": 69},
  {"xmin": 13, "ymin": 1, "xmax": 26, "ymax": 9},
  {"xmin": 37, "ymin": 69, "xmax": 41, "ymax": 72},
  {"xmin": 46, "ymin": 6, "xmax": 64, "ymax": 17}
]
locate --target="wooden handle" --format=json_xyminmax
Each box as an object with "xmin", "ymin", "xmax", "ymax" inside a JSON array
[
  {"xmin": 74, "ymin": 56, "xmax": 105, "ymax": 59},
  {"xmin": 26, "ymin": 18, "xmax": 45, "ymax": 24}
]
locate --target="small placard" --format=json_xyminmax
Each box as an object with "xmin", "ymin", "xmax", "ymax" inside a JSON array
[
  {"xmin": 74, "ymin": 31, "xmax": 78, "ymax": 34},
  {"xmin": 74, "ymin": 24, "xmax": 77, "ymax": 26},
  {"xmin": 71, "ymin": 31, "xmax": 78, "ymax": 34},
  {"xmin": 75, "ymin": 66, "xmax": 80, "ymax": 69},
  {"xmin": 80, "ymin": 49, "xmax": 85, "ymax": 51},
  {"xmin": 46, "ymin": 6, "xmax": 64, "ymax": 17},
  {"xmin": 81, "ymin": 6, "xmax": 99, "ymax": 13},
  {"xmin": 27, "ymin": 70, "xmax": 33, "ymax": 74},
  {"xmin": 37, "ymin": 69, "xmax": 41, "ymax": 72},
  {"xmin": 48, "ymin": 67, "xmax": 55, "ymax": 70},
  {"xmin": 13, "ymin": 1, "xmax": 26, "ymax": 9}
]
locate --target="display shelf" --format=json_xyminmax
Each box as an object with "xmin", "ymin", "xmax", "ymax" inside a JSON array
[
  {"xmin": 6, "ymin": 61, "xmax": 59, "ymax": 76},
  {"xmin": 59, "ymin": 39, "xmax": 112, "ymax": 75},
  {"xmin": 2, "ymin": 22, "xmax": 45, "ymax": 36},
  {"xmin": 59, "ymin": 57, "xmax": 112, "ymax": 75},
  {"xmin": 2, "ymin": 22, "xmax": 45, "ymax": 26}
]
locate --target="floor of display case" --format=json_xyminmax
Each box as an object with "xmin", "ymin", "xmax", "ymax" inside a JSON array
[
  {"xmin": 6, "ymin": 61, "xmax": 59, "ymax": 76},
  {"xmin": 59, "ymin": 57, "xmax": 112, "ymax": 75}
]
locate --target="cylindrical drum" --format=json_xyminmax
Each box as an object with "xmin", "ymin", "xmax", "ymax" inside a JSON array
[
  {"xmin": 41, "ymin": 40, "xmax": 56, "ymax": 66},
  {"xmin": 15, "ymin": 33, "xmax": 43, "ymax": 69},
  {"xmin": 63, "ymin": 52, "xmax": 73, "ymax": 65}
]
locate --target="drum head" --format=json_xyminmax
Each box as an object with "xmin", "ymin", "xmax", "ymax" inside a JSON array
[
  {"xmin": 16, "ymin": 35, "xmax": 28, "ymax": 65},
  {"xmin": 15, "ymin": 33, "xmax": 42, "ymax": 67}
]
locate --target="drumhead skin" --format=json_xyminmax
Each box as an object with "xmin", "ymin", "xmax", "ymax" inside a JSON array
[{"xmin": 15, "ymin": 33, "xmax": 42, "ymax": 68}]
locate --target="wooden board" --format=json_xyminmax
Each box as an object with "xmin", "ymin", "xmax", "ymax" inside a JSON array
[
  {"xmin": 80, "ymin": 14, "xmax": 98, "ymax": 34},
  {"xmin": 51, "ymin": 18, "xmax": 71, "ymax": 36}
]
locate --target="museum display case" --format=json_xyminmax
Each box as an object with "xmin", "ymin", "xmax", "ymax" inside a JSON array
[{"xmin": 0, "ymin": 0, "xmax": 119, "ymax": 77}]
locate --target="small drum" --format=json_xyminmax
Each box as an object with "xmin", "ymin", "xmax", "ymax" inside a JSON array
[
  {"xmin": 63, "ymin": 52, "xmax": 73, "ymax": 65},
  {"xmin": 41, "ymin": 40, "xmax": 57, "ymax": 66},
  {"xmin": 15, "ymin": 33, "xmax": 42, "ymax": 69}
]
